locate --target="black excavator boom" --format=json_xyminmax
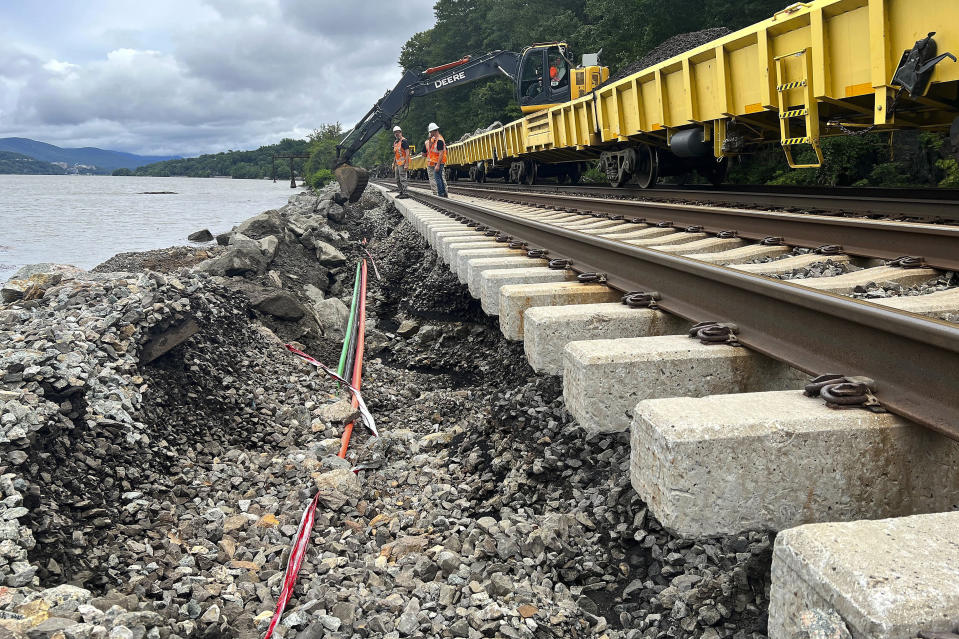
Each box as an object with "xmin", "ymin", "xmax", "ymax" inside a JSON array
[{"xmin": 333, "ymin": 51, "xmax": 520, "ymax": 201}]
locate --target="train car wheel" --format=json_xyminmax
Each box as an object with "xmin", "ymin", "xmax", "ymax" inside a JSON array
[
  {"xmin": 522, "ymin": 160, "xmax": 537, "ymax": 185},
  {"xmin": 705, "ymin": 157, "xmax": 728, "ymax": 186},
  {"xmin": 635, "ymin": 145, "xmax": 659, "ymax": 189}
]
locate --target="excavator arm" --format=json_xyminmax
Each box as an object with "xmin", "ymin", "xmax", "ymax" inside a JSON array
[{"xmin": 333, "ymin": 50, "xmax": 521, "ymax": 201}]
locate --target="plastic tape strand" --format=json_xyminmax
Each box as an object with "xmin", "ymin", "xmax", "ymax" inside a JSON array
[
  {"xmin": 285, "ymin": 344, "xmax": 379, "ymax": 437},
  {"xmin": 262, "ymin": 492, "xmax": 321, "ymax": 639}
]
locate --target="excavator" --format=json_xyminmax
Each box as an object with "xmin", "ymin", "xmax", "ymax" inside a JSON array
[{"xmin": 333, "ymin": 42, "xmax": 607, "ymax": 202}]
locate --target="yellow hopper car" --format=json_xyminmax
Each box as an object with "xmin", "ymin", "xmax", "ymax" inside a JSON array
[{"xmin": 443, "ymin": 0, "xmax": 959, "ymax": 188}]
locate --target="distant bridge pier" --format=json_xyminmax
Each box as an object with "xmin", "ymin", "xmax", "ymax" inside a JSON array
[{"xmin": 272, "ymin": 153, "xmax": 311, "ymax": 188}]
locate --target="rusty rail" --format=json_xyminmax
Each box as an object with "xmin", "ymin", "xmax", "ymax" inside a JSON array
[
  {"xmin": 411, "ymin": 190, "xmax": 959, "ymax": 440},
  {"xmin": 444, "ymin": 181, "xmax": 959, "ymax": 222},
  {"xmin": 448, "ymin": 186, "xmax": 959, "ymax": 271}
]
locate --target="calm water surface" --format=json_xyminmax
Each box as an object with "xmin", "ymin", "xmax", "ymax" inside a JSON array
[{"xmin": 0, "ymin": 175, "xmax": 304, "ymax": 280}]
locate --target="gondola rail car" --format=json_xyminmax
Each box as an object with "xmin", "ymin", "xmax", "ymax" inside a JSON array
[{"xmin": 443, "ymin": 0, "xmax": 959, "ymax": 188}]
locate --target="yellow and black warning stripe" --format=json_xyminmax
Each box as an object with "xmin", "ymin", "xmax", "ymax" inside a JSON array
[
  {"xmin": 777, "ymin": 80, "xmax": 807, "ymax": 91},
  {"xmin": 782, "ymin": 137, "xmax": 811, "ymax": 145},
  {"xmin": 779, "ymin": 108, "xmax": 809, "ymax": 119}
]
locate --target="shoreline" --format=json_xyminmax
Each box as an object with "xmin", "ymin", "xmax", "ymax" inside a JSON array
[
  {"xmin": 0, "ymin": 175, "xmax": 305, "ymax": 282},
  {"xmin": 0, "ymin": 187, "xmax": 772, "ymax": 639}
]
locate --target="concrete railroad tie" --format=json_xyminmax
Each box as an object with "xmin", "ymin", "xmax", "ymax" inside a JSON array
[
  {"xmin": 631, "ymin": 390, "xmax": 959, "ymax": 538},
  {"xmin": 382, "ymin": 187, "xmax": 959, "ymax": 639},
  {"xmin": 768, "ymin": 512, "xmax": 959, "ymax": 639},
  {"xmin": 523, "ymin": 303, "xmax": 689, "ymax": 375},
  {"xmin": 497, "ymin": 281, "xmax": 620, "ymax": 341},
  {"xmin": 562, "ymin": 334, "xmax": 807, "ymax": 434}
]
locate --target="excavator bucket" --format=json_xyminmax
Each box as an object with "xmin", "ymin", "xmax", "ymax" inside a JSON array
[{"xmin": 334, "ymin": 164, "xmax": 370, "ymax": 203}]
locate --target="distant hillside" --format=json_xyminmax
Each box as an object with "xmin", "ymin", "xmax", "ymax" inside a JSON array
[
  {"xmin": 131, "ymin": 138, "xmax": 310, "ymax": 179},
  {"xmin": 0, "ymin": 151, "xmax": 67, "ymax": 175},
  {"xmin": 0, "ymin": 138, "xmax": 180, "ymax": 172}
]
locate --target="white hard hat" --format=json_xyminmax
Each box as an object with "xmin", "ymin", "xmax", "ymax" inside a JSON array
[
  {"xmin": 392, "ymin": 125, "xmax": 402, "ymax": 132},
  {"xmin": 428, "ymin": 122, "xmax": 439, "ymax": 132}
]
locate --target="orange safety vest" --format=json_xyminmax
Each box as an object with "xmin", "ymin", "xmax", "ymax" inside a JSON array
[
  {"xmin": 426, "ymin": 133, "xmax": 446, "ymax": 166},
  {"xmin": 393, "ymin": 136, "xmax": 410, "ymax": 167}
]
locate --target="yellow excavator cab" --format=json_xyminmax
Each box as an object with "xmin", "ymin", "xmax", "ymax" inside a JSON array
[{"xmin": 518, "ymin": 42, "xmax": 609, "ymax": 113}]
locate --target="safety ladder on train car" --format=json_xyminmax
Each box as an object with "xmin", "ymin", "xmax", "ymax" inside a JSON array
[{"xmin": 774, "ymin": 48, "xmax": 824, "ymax": 168}]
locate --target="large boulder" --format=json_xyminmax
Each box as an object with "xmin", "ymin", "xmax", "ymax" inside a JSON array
[
  {"xmin": 1, "ymin": 272, "xmax": 66, "ymax": 303},
  {"xmin": 252, "ymin": 290, "xmax": 305, "ymax": 320},
  {"xmin": 258, "ymin": 235, "xmax": 279, "ymax": 262},
  {"xmin": 194, "ymin": 235, "xmax": 270, "ymax": 277},
  {"xmin": 286, "ymin": 213, "xmax": 323, "ymax": 237},
  {"xmin": 313, "ymin": 298, "xmax": 350, "ymax": 338},
  {"xmin": 299, "ymin": 226, "xmax": 346, "ymax": 254},
  {"xmin": 9, "ymin": 263, "xmax": 82, "ymax": 281},
  {"xmin": 317, "ymin": 198, "xmax": 347, "ymax": 223},
  {"xmin": 313, "ymin": 469, "xmax": 360, "ymax": 511},
  {"xmin": 194, "ymin": 249, "xmax": 261, "ymax": 277},
  {"xmin": 221, "ymin": 280, "xmax": 307, "ymax": 320},
  {"xmin": 188, "ymin": 229, "xmax": 214, "ymax": 242},
  {"xmin": 235, "ymin": 210, "xmax": 282, "ymax": 239},
  {"xmin": 314, "ymin": 241, "xmax": 346, "ymax": 266},
  {"xmin": 303, "ymin": 284, "xmax": 326, "ymax": 305}
]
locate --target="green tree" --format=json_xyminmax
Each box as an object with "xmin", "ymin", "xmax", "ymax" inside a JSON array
[{"xmin": 304, "ymin": 123, "xmax": 344, "ymax": 188}]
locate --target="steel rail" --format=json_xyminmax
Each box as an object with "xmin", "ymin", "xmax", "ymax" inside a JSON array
[
  {"xmin": 447, "ymin": 186, "xmax": 959, "ymax": 271},
  {"xmin": 411, "ymin": 190, "xmax": 959, "ymax": 440},
  {"xmin": 444, "ymin": 180, "xmax": 959, "ymax": 221}
]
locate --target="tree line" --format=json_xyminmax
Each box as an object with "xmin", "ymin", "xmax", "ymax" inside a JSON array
[
  {"xmin": 0, "ymin": 151, "xmax": 68, "ymax": 175},
  {"xmin": 116, "ymin": 138, "xmax": 312, "ymax": 180}
]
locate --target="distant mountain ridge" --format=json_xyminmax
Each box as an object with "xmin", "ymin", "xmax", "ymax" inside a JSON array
[{"xmin": 0, "ymin": 138, "xmax": 181, "ymax": 171}]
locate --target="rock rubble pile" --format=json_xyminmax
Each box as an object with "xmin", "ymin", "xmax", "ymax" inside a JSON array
[{"xmin": 1, "ymin": 185, "xmax": 773, "ymax": 639}]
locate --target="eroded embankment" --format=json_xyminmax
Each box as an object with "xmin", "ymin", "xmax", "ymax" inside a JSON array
[{"xmin": 0, "ymin": 186, "xmax": 771, "ymax": 639}]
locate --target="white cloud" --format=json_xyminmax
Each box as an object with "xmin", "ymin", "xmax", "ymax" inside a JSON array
[
  {"xmin": 41, "ymin": 59, "xmax": 80, "ymax": 74},
  {"xmin": 0, "ymin": 0, "xmax": 436, "ymax": 156}
]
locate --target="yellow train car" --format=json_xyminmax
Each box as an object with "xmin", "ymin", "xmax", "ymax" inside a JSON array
[
  {"xmin": 407, "ymin": 152, "xmax": 429, "ymax": 179},
  {"xmin": 444, "ymin": 0, "xmax": 959, "ymax": 188}
]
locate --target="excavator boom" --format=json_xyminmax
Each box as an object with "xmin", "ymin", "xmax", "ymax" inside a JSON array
[{"xmin": 333, "ymin": 50, "xmax": 520, "ymax": 201}]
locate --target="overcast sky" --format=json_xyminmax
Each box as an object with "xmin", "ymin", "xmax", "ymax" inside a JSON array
[{"xmin": 0, "ymin": 0, "xmax": 436, "ymax": 157}]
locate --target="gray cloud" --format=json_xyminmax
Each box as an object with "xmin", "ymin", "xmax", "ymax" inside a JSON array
[{"xmin": 0, "ymin": 0, "xmax": 435, "ymax": 156}]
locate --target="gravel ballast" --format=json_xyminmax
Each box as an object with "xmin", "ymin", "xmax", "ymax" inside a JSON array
[{"xmin": 0, "ymin": 186, "xmax": 773, "ymax": 639}]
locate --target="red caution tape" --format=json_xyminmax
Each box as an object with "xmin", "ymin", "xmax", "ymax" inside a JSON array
[
  {"xmin": 262, "ymin": 492, "xmax": 321, "ymax": 639},
  {"xmin": 285, "ymin": 344, "xmax": 379, "ymax": 437}
]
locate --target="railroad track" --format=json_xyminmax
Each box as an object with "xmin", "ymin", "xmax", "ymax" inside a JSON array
[
  {"xmin": 430, "ymin": 179, "xmax": 959, "ymax": 222},
  {"xmin": 372, "ymin": 181, "xmax": 959, "ymax": 637},
  {"xmin": 374, "ymin": 180, "xmax": 959, "ymax": 439}
]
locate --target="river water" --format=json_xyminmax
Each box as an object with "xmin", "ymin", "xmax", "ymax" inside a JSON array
[{"xmin": 0, "ymin": 175, "xmax": 305, "ymax": 281}]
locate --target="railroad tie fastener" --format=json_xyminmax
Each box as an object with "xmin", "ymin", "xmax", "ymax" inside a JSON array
[
  {"xmin": 688, "ymin": 321, "xmax": 741, "ymax": 346},
  {"xmin": 622, "ymin": 291, "xmax": 660, "ymax": 309},
  {"xmin": 803, "ymin": 374, "xmax": 885, "ymax": 413}
]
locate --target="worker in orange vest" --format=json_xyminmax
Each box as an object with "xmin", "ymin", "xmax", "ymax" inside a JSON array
[
  {"xmin": 391, "ymin": 125, "xmax": 410, "ymax": 199},
  {"xmin": 426, "ymin": 122, "xmax": 448, "ymax": 198},
  {"xmin": 423, "ymin": 136, "xmax": 438, "ymax": 195}
]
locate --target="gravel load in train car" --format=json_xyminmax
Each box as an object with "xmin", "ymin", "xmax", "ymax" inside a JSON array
[{"xmin": 603, "ymin": 27, "xmax": 733, "ymax": 86}]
